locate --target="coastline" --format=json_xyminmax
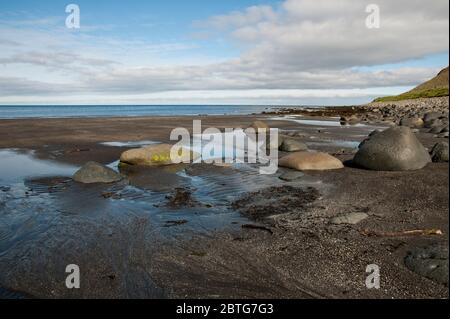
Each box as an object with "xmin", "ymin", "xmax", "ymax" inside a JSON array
[{"xmin": 0, "ymin": 111, "xmax": 448, "ymax": 299}]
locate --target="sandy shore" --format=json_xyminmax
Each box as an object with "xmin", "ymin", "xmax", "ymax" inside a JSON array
[{"xmin": 0, "ymin": 113, "xmax": 448, "ymax": 299}]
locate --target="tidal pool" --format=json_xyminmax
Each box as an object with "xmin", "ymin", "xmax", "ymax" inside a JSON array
[
  {"xmin": 0, "ymin": 149, "xmax": 78, "ymax": 183},
  {"xmin": 0, "ymin": 148, "xmax": 323, "ymax": 298},
  {"xmin": 100, "ymin": 141, "xmax": 160, "ymax": 147}
]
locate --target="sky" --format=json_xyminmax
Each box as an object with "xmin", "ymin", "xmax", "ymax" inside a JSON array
[{"xmin": 0, "ymin": 0, "xmax": 448, "ymax": 105}]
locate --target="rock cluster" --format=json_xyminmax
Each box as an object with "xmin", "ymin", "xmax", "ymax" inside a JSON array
[{"xmin": 358, "ymin": 97, "xmax": 449, "ymax": 137}]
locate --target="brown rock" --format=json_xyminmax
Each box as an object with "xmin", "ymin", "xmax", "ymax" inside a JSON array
[
  {"xmin": 120, "ymin": 143, "xmax": 198, "ymax": 166},
  {"xmin": 279, "ymin": 151, "xmax": 344, "ymax": 171}
]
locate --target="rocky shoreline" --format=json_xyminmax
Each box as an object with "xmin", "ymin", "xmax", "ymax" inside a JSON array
[
  {"xmin": 0, "ymin": 106, "xmax": 448, "ymax": 299},
  {"xmin": 266, "ymin": 96, "xmax": 449, "ymax": 138}
]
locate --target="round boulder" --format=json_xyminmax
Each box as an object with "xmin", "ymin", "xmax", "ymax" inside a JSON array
[
  {"xmin": 279, "ymin": 151, "xmax": 344, "ymax": 171},
  {"xmin": 73, "ymin": 161, "xmax": 122, "ymax": 184},
  {"xmin": 353, "ymin": 127, "xmax": 431, "ymax": 171},
  {"xmin": 120, "ymin": 143, "xmax": 198, "ymax": 166}
]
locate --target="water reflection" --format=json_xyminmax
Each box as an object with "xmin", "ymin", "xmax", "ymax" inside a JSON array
[{"xmin": 0, "ymin": 149, "xmax": 77, "ymax": 183}]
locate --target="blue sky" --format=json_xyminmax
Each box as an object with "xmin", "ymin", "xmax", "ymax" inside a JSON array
[
  {"xmin": 0, "ymin": 0, "xmax": 274, "ymax": 60},
  {"xmin": 0, "ymin": 0, "xmax": 448, "ymax": 105}
]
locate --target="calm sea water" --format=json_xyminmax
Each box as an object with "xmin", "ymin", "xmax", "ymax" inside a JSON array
[{"xmin": 0, "ymin": 105, "xmax": 289, "ymax": 119}]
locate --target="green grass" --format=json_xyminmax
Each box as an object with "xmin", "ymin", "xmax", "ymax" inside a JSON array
[{"xmin": 373, "ymin": 87, "xmax": 449, "ymax": 103}]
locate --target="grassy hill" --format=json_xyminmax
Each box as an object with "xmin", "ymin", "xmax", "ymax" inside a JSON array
[{"xmin": 374, "ymin": 66, "xmax": 449, "ymax": 102}]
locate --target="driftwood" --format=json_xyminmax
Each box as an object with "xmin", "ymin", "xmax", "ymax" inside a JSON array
[{"xmin": 361, "ymin": 229, "xmax": 443, "ymax": 238}]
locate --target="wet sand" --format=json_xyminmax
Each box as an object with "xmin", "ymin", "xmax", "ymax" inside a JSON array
[{"xmin": 0, "ymin": 114, "xmax": 448, "ymax": 299}]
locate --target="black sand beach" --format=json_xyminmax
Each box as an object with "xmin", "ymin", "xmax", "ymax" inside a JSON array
[{"xmin": 0, "ymin": 112, "xmax": 448, "ymax": 299}]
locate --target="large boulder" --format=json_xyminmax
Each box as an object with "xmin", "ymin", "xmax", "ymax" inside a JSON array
[
  {"xmin": 353, "ymin": 127, "xmax": 431, "ymax": 171},
  {"xmin": 120, "ymin": 143, "xmax": 198, "ymax": 166},
  {"xmin": 279, "ymin": 151, "xmax": 344, "ymax": 171},
  {"xmin": 431, "ymin": 142, "xmax": 449, "ymax": 162},
  {"xmin": 73, "ymin": 161, "xmax": 122, "ymax": 184}
]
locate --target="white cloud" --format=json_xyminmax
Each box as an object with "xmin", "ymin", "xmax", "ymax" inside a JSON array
[
  {"xmin": 0, "ymin": 0, "xmax": 448, "ymax": 104},
  {"xmin": 223, "ymin": 0, "xmax": 449, "ymax": 70},
  {"xmin": 195, "ymin": 5, "xmax": 277, "ymax": 30}
]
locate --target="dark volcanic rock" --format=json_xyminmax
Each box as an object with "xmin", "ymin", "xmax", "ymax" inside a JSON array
[
  {"xmin": 405, "ymin": 243, "xmax": 449, "ymax": 286},
  {"xmin": 353, "ymin": 127, "xmax": 431, "ymax": 171},
  {"xmin": 73, "ymin": 161, "xmax": 122, "ymax": 184}
]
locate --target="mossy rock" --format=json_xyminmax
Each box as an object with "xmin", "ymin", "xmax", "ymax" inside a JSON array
[{"xmin": 119, "ymin": 143, "xmax": 199, "ymax": 166}]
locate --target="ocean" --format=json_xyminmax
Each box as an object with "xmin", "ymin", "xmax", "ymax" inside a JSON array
[{"xmin": 0, "ymin": 105, "xmax": 289, "ymax": 119}]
